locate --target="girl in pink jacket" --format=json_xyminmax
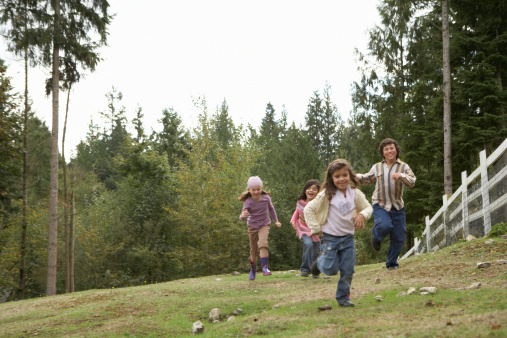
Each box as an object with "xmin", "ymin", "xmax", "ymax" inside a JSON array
[{"xmin": 290, "ymin": 179, "xmax": 321, "ymax": 278}]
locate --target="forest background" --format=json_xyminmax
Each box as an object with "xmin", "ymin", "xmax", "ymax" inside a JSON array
[{"xmin": 0, "ymin": 0, "xmax": 506, "ymax": 300}]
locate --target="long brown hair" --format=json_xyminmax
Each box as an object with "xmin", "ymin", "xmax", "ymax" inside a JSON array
[
  {"xmin": 238, "ymin": 189, "xmax": 270, "ymax": 202},
  {"xmin": 322, "ymin": 159, "xmax": 358, "ymax": 200}
]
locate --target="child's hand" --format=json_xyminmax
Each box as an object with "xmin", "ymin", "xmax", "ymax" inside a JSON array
[
  {"xmin": 275, "ymin": 222, "xmax": 282, "ymax": 228},
  {"xmin": 353, "ymin": 214, "xmax": 365, "ymax": 230},
  {"xmin": 241, "ymin": 209, "xmax": 250, "ymax": 219}
]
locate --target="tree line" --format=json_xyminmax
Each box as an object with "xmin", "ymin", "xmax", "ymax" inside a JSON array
[{"xmin": 0, "ymin": 0, "xmax": 505, "ymax": 301}]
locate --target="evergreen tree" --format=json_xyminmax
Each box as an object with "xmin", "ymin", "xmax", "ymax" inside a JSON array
[
  {"xmin": 212, "ymin": 99, "xmax": 235, "ymax": 150},
  {"xmin": 33, "ymin": 0, "xmax": 112, "ymax": 296},
  {"xmin": 305, "ymin": 84, "xmax": 342, "ymax": 165},
  {"xmin": 0, "ymin": 0, "xmax": 41, "ymax": 298},
  {"xmin": 26, "ymin": 115, "xmax": 51, "ymax": 203},
  {"xmin": 259, "ymin": 102, "xmax": 281, "ymax": 143},
  {"xmin": 74, "ymin": 88, "xmax": 128, "ymax": 190},
  {"xmin": 305, "ymin": 90, "xmax": 323, "ymax": 156},
  {"xmin": 320, "ymin": 84, "xmax": 341, "ymax": 164},
  {"xmin": 0, "ymin": 59, "xmax": 22, "ymax": 224},
  {"xmin": 264, "ymin": 123, "xmax": 323, "ymax": 270},
  {"xmin": 153, "ymin": 107, "xmax": 188, "ymax": 168},
  {"xmin": 450, "ymin": 0, "xmax": 507, "ymax": 160}
]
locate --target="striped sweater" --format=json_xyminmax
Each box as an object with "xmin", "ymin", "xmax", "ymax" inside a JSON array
[
  {"xmin": 356, "ymin": 159, "xmax": 416, "ymax": 211},
  {"xmin": 290, "ymin": 199, "xmax": 321, "ymax": 242}
]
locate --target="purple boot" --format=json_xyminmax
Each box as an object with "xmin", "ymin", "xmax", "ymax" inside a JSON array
[
  {"xmin": 261, "ymin": 257, "xmax": 272, "ymax": 276},
  {"xmin": 248, "ymin": 257, "xmax": 257, "ymax": 281}
]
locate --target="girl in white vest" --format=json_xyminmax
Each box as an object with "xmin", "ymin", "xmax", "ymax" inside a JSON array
[{"xmin": 305, "ymin": 159, "xmax": 372, "ymax": 307}]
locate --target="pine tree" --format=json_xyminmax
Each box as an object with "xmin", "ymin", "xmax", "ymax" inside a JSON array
[
  {"xmin": 153, "ymin": 107, "xmax": 188, "ymax": 168},
  {"xmin": 212, "ymin": 99, "xmax": 235, "ymax": 150},
  {"xmin": 38, "ymin": 0, "xmax": 111, "ymax": 296}
]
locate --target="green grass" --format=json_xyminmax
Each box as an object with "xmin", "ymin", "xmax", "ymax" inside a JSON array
[{"xmin": 1, "ymin": 237, "xmax": 506, "ymax": 337}]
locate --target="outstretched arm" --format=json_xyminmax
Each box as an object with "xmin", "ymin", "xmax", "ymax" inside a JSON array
[
  {"xmin": 356, "ymin": 164, "xmax": 377, "ymax": 185},
  {"xmin": 267, "ymin": 196, "xmax": 281, "ymax": 227}
]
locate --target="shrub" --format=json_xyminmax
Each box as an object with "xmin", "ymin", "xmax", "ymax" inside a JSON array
[{"xmin": 488, "ymin": 222, "xmax": 507, "ymax": 237}]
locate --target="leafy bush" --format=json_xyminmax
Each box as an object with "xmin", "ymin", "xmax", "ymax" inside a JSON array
[{"xmin": 488, "ymin": 222, "xmax": 507, "ymax": 237}]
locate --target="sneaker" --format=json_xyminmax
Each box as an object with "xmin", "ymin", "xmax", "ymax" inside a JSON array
[
  {"xmin": 300, "ymin": 271, "xmax": 309, "ymax": 277},
  {"xmin": 338, "ymin": 300, "xmax": 355, "ymax": 307},
  {"xmin": 249, "ymin": 269, "xmax": 256, "ymax": 281},
  {"xmin": 387, "ymin": 265, "xmax": 399, "ymax": 270},
  {"xmin": 371, "ymin": 228, "xmax": 381, "ymax": 251},
  {"xmin": 262, "ymin": 265, "xmax": 272, "ymax": 276}
]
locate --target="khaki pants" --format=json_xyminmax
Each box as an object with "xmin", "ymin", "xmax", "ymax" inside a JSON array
[{"xmin": 248, "ymin": 225, "xmax": 270, "ymax": 259}]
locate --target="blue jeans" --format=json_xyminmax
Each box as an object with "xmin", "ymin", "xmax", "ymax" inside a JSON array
[
  {"xmin": 372, "ymin": 203, "xmax": 406, "ymax": 268},
  {"xmin": 316, "ymin": 234, "xmax": 355, "ymax": 303},
  {"xmin": 300, "ymin": 235, "xmax": 321, "ymax": 273}
]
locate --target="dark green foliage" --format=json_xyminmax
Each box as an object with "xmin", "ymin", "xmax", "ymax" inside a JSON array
[
  {"xmin": 26, "ymin": 115, "xmax": 51, "ymax": 203},
  {"xmin": 74, "ymin": 88, "xmax": 129, "ymax": 189},
  {"xmin": 305, "ymin": 84, "xmax": 342, "ymax": 166},
  {"xmin": 488, "ymin": 222, "xmax": 507, "ymax": 237},
  {"xmin": 265, "ymin": 123, "xmax": 324, "ymax": 270},
  {"xmin": 75, "ymin": 139, "xmax": 177, "ymax": 288},
  {"xmin": 0, "ymin": 59, "xmax": 22, "ymax": 222},
  {"xmin": 212, "ymin": 99, "xmax": 236, "ymax": 150},
  {"xmin": 153, "ymin": 108, "xmax": 188, "ymax": 167}
]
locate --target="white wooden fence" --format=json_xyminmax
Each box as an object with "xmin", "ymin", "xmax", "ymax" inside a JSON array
[{"xmin": 401, "ymin": 138, "xmax": 507, "ymax": 259}]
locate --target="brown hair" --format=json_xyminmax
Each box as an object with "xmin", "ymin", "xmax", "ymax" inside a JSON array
[
  {"xmin": 297, "ymin": 179, "xmax": 321, "ymax": 201},
  {"xmin": 322, "ymin": 159, "xmax": 358, "ymax": 200},
  {"xmin": 238, "ymin": 189, "xmax": 270, "ymax": 202},
  {"xmin": 379, "ymin": 138, "xmax": 401, "ymax": 160}
]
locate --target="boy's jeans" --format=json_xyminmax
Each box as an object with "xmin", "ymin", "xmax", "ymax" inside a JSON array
[
  {"xmin": 317, "ymin": 234, "xmax": 355, "ymax": 303},
  {"xmin": 372, "ymin": 204, "xmax": 406, "ymax": 268}
]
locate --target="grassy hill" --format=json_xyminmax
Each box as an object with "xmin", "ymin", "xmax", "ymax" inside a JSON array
[{"xmin": 1, "ymin": 237, "xmax": 506, "ymax": 337}]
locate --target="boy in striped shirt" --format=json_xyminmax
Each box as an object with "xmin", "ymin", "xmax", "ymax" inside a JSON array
[{"xmin": 356, "ymin": 138, "xmax": 416, "ymax": 270}]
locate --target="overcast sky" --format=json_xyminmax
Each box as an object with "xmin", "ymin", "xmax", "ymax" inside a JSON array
[{"xmin": 2, "ymin": 0, "xmax": 380, "ymax": 159}]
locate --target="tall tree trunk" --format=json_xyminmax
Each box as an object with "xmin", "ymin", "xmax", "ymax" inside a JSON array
[
  {"xmin": 63, "ymin": 86, "xmax": 70, "ymax": 293},
  {"xmin": 70, "ymin": 191, "xmax": 75, "ymax": 292},
  {"xmin": 19, "ymin": 34, "xmax": 28, "ymax": 301},
  {"xmin": 47, "ymin": 0, "xmax": 61, "ymax": 297},
  {"xmin": 442, "ymin": 0, "xmax": 453, "ymax": 195}
]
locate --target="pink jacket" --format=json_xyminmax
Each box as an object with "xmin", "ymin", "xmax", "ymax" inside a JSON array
[{"xmin": 290, "ymin": 199, "xmax": 321, "ymax": 242}]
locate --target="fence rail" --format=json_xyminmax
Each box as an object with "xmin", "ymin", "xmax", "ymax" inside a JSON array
[{"xmin": 401, "ymin": 138, "xmax": 507, "ymax": 260}]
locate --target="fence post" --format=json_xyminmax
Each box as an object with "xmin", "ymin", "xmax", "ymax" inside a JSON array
[
  {"xmin": 480, "ymin": 150, "xmax": 491, "ymax": 235},
  {"xmin": 414, "ymin": 237, "xmax": 420, "ymax": 254},
  {"xmin": 461, "ymin": 170, "xmax": 469, "ymax": 238},
  {"xmin": 443, "ymin": 194, "xmax": 450, "ymax": 246},
  {"xmin": 425, "ymin": 215, "xmax": 431, "ymax": 252}
]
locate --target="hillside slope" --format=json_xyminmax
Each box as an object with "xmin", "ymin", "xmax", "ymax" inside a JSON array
[{"xmin": 0, "ymin": 237, "xmax": 506, "ymax": 337}]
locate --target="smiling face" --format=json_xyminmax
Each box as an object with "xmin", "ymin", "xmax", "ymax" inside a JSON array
[
  {"xmin": 305, "ymin": 184, "xmax": 319, "ymax": 202},
  {"xmin": 331, "ymin": 167, "xmax": 350, "ymax": 194},
  {"xmin": 382, "ymin": 143, "xmax": 398, "ymax": 164},
  {"xmin": 248, "ymin": 186, "xmax": 263, "ymax": 200}
]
